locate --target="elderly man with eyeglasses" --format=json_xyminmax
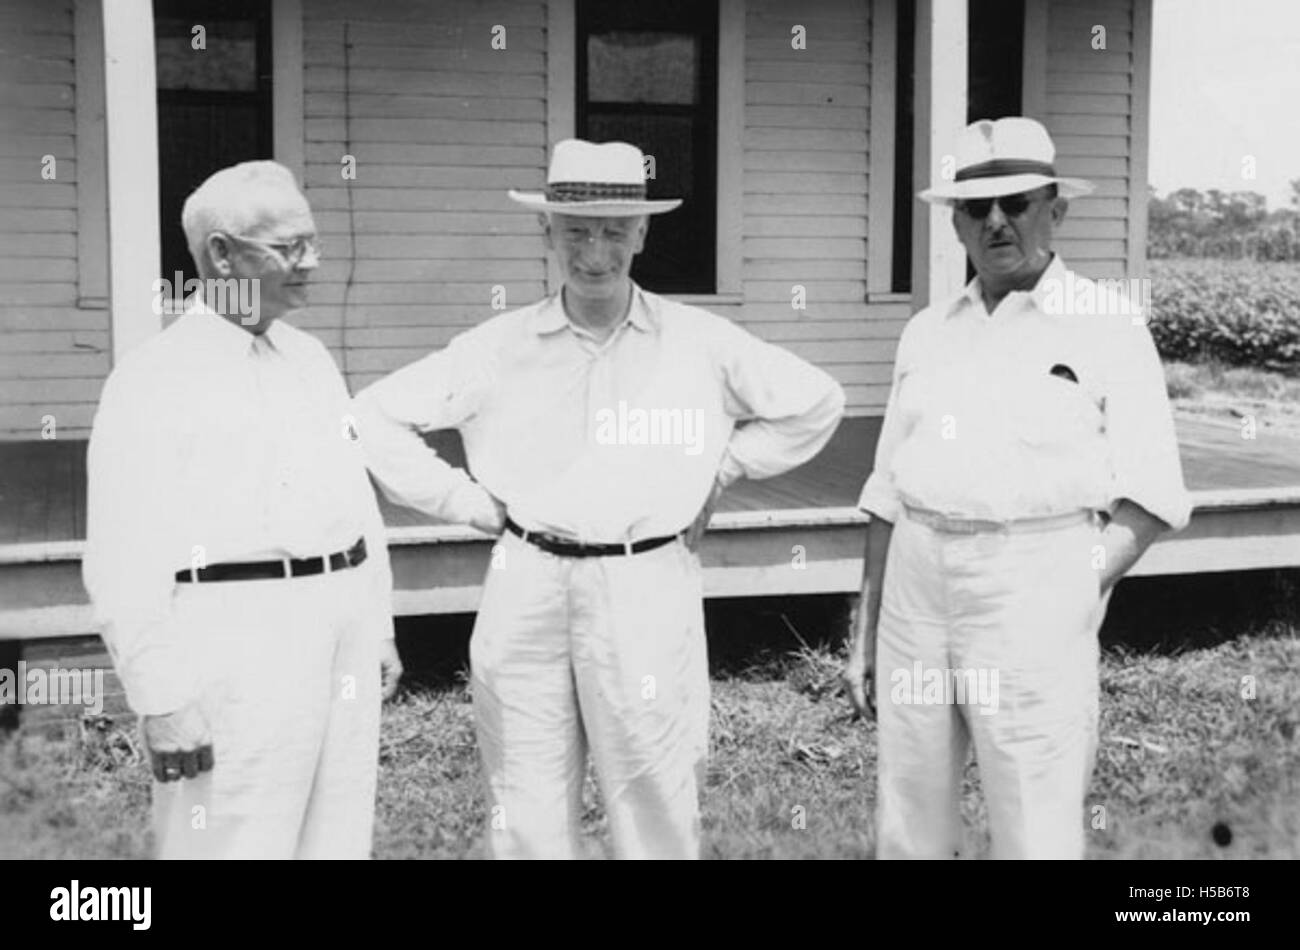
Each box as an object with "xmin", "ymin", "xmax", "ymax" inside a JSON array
[
  {"xmin": 84, "ymin": 160, "xmax": 402, "ymax": 859},
  {"xmin": 843, "ymin": 118, "xmax": 1191, "ymax": 859}
]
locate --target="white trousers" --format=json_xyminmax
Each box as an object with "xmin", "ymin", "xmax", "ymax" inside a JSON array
[
  {"xmin": 875, "ymin": 512, "xmax": 1108, "ymax": 859},
  {"xmin": 152, "ymin": 563, "xmax": 383, "ymax": 859},
  {"xmin": 470, "ymin": 532, "xmax": 710, "ymax": 859}
]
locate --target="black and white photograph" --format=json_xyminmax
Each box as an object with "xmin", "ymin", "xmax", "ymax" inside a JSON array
[{"xmin": 0, "ymin": 0, "xmax": 1295, "ymax": 898}]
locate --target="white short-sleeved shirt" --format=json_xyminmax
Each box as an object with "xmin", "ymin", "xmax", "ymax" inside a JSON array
[{"xmin": 858, "ymin": 255, "xmax": 1192, "ymax": 531}]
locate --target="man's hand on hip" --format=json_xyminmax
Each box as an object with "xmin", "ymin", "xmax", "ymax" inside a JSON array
[
  {"xmin": 457, "ymin": 481, "xmax": 507, "ymax": 535},
  {"xmin": 143, "ymin": 703, "xmax": 213, "ymax": 783},
  {"xmin": 684, "ymin": 478, "xmax": 725, "ymax": 553}
]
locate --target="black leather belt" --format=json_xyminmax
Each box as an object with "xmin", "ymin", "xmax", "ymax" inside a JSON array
[
  {"xmin": 504, "ymin": 518, "xmax": 678, "ymax": 558},
  {"xmin": 175, "ymin": 537, "xmax": 367, "ymax": 583}
]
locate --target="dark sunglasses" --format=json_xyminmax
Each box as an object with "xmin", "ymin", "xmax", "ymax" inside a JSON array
[{"xmin": 955, "ymin": 192, "xmax": 1037, "ymax": 219}]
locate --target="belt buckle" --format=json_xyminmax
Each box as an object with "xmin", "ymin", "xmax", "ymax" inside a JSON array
[
  {"xmin": 282, "ymin": 557, "xmax": 294, "ymax": 578},
  {"xmin": 930, "ymin": 510, "xmax": 970, "ymax": 534},
  {"xmin": 546, "ymin": 531, "xmax": 577, "ymax": 555},
  {"xmin": 939, "ymin": 513, "xmax": 982, "ymax": 535}
]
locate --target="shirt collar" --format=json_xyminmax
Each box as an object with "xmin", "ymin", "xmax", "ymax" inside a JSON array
[
  {"xmin": 1026, "ymin": 254, "xmax": 1070, "ymax": 311},
  {"xmin": 530, "ymin": 283, "xmax": 656, "ymax": 337},
  {"xmin": 182, "ymin": 297, "xmax": 294, "ymax": 356},
  {"xmin": 261, "ymin": 315, "xmax": 294, "ymax": 352},
  {"xmin": 182, "ymin": 297, "xmax": 261, "ymax": 357},
  {"xmin": 945, "ymin": 253, "xmax": 1069, "ymax": 318}
]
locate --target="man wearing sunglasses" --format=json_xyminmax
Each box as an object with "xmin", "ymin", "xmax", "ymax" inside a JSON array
[
  {"xmin": 844, "ymin": 118, "xmax": 1190, "ymax": 858},
  {"xmin": 84, "ymin": 160, "xmax": 401, "ymax": 858}
]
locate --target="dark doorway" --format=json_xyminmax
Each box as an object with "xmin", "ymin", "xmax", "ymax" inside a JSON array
[
  {"xmin": 965, "ymin": 0, "xmax": 1026, "ymax": 283},
  {"xmin": 968, "ymin": 0, "xmax": 1025, "ymax": 123},
  {"xmin": 154, "ymin": 0, "xmax": 273, "ymax": 290},
  {"xmin": 891, "ymin": 0, "xmax": 916, "ymax": 293}
]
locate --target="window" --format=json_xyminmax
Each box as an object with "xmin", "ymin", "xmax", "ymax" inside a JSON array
[
  {"xmin": 154, "ymin": 0, "xmax": 273, "ymax": 287},
  {"xmin": 576, "ymin": 0, "xmax": 719, "ymax": 294}
]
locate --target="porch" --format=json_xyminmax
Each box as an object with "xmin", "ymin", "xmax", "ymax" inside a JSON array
[{"xmin": 3, "ymin": 414, "xmax": 1300, "ymax": 641}]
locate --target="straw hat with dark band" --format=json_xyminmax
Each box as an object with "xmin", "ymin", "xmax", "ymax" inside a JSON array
[
  {"xmin": 509, "ymin": 139, "xmax": 683, "ymax": 216},
  {"xmin": 919, "ymin": 117, "xmax": 1094, "ymax": 205}
]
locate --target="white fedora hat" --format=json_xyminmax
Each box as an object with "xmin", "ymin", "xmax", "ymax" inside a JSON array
[
  {"xmin": 508, "ymin": 139, "xmax": 683, "ymax": 216},
  {"xmin": 918, "ymin": 117, "xmax": 1094, "ymax": 205}
]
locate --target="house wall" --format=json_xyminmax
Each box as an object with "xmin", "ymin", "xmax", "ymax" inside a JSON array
[
  {"xmin": 297, "ymin": 0, "xmax": 913, "ymax": 414},
  {"xmin": 739, "ymin": 0, "xmax": 909, "ymax": 411},
  {"xmin": 298, "ymin": 0, "xmax": 553, "ymax": 393},
  {"xmin": 0, "ymin": 0, "xmax": 109, "ymax": 439},
  {"xmin": 1041, "ymin": 0, "xmax": 1143, "ymax": 279},
  {"xmin": 0, "ymin": 0, "xmax": 1151, "ymax": 438}
]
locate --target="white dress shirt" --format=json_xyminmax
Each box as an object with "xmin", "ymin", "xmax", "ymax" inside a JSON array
[
  {"xmin": 858, "ymin": 255, "xmax": 1192, "ymax": 530},
  {"xmin": 83, "ymin": 300, "xmax": 394, "ymax": 715},
  {"xmin": 353, "ymin": 285, "xmax": 846, "ymax": 542}
]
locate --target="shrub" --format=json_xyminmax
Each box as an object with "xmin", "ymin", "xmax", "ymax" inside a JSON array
[{"xmin": 1148, "ymin": 259, "xmax": 1300, "ymax": 371}]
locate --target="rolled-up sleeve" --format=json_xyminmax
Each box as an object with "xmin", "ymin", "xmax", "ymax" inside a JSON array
[
  {"xmin": 1103, "ymin": 317, "xmax": 1193, "ymax": 531},
  {"xmin": 857, "ymin": 319, "xmax": 921, "ymax": 524},
  {"xmin": 83, "ymin": 368, "xmax": 198, "ymax": 716},
  {"xmin": 352, "ymin": 329, "xmax": 498, "ymax": 525},
  {"xmin": 713, "ymin": 322, "xmax": 846, "ymax": 487}
]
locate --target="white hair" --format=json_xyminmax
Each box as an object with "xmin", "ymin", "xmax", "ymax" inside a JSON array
[{"xmin": 180, "ymin": 160, "xmax": 303, "ymax": 272}]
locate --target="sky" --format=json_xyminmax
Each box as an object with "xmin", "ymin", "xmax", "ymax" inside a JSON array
[{"xmin": 1149, "ymin": 0, "xmax": 1300, "ymax": 210}]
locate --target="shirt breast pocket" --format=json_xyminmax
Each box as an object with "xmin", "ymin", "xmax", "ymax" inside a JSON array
[{"xmin": 1012, "ymin": 370, "xmax": 1104, "ymax": 448}]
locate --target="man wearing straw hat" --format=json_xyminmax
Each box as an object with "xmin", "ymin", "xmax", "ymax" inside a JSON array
[
  {"xmin": 842, "ymin": 118, "xmax": 1191, "ymax": 858},
  {"xmin": 355, "ymin": 139, "xmax": 845, "ymax": 859}
]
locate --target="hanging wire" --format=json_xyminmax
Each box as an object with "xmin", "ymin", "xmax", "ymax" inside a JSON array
[{"xmin": 340, "ymin": 20, "xmax": 359, "ymax": 384}]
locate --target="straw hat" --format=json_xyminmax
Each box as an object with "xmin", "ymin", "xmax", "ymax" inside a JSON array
[
  {"xmin": 919, "ymin": 117, "xmax": 1094, "ymax": 205},
  {"xmin": 508, "ymin": 139, "xmax": 682, "ymax": 216}
]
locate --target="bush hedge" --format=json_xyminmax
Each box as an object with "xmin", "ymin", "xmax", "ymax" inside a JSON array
[{"xmin": 1148, "ymin": 259, "xmax": 1300, "ymax": 371}]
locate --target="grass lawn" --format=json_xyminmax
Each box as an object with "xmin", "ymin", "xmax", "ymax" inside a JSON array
[{"xmin": 3, "ymin": 576, "xmax": 1298, "ymax": 860}]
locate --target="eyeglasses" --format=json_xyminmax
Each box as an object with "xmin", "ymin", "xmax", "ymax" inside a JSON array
[
  {"xmin": 227, "ymin": 233, "xmax": 322, "ymax": 266},
  {"xmin": 955, "ymin": 193, "xmax": 1038, "ymax": 220}
]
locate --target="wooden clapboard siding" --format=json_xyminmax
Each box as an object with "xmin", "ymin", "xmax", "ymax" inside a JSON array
[
  {"xmin": 0, "ymin": 0, "xmax": 107, "ymax": 439},
  {"xmin": 741, "ymin": 0, "xmax": 884, "ymax": 412},
  {"xmin": 302, "ymin": 0, "xmax": 897, "ymax": 415},
  {"xmin": 301, "ymin": 0, "xmax": 549, "ymax": 387},
  {"xmin": 1043, "ymin": 0, "xmax": 1144, "ymax": 280}
]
